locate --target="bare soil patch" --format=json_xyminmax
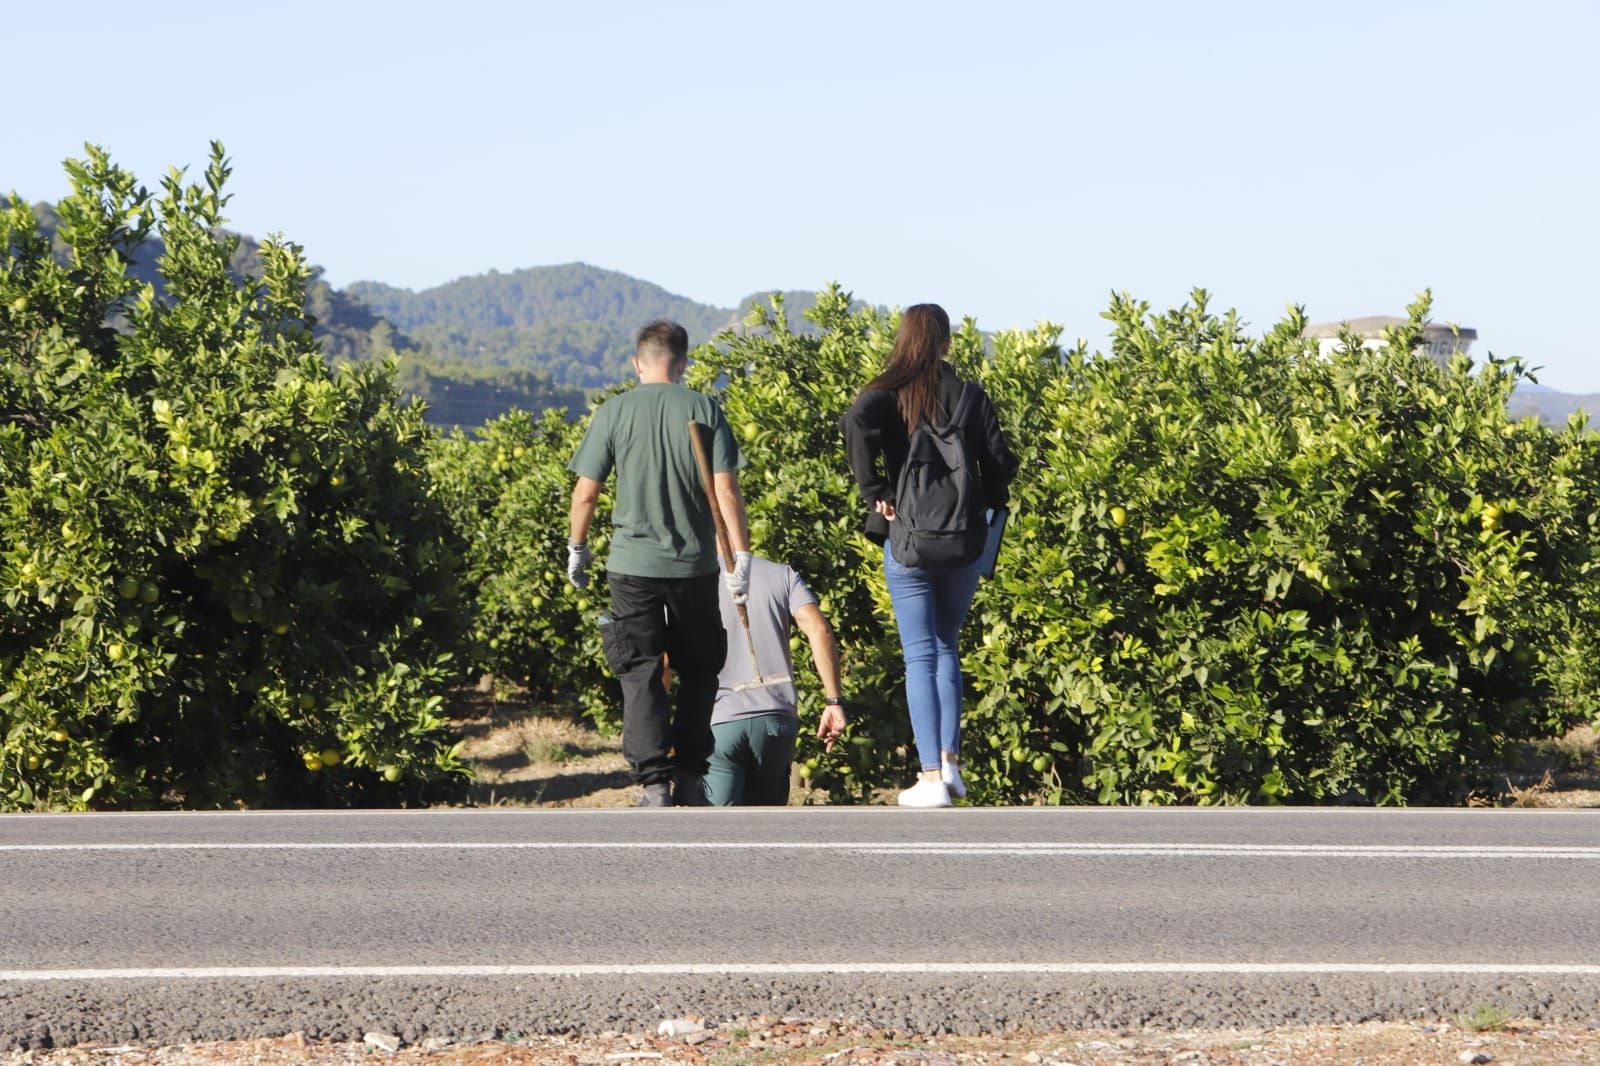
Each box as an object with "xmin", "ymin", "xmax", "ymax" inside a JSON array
[{"xmin": 10, "ymin": 1018, "xmax": 1600, "ymax": 1065}]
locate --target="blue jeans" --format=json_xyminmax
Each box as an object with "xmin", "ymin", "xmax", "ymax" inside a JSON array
[{"xmin": 884, "ymin": 547, "xmax": 983, "ymax": 771}]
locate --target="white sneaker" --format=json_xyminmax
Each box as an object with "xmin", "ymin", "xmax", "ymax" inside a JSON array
[
  {"xmin": 941, "ymin": 761, "xmax": 967, "ymax": 800},
  {"xmin": 897, "ymin": 776, "xmax": 952, "ymax": 808}
]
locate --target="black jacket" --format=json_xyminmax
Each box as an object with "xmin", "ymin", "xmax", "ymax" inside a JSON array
[{"xmin": 839, "ymin": 363, "xmax": 1019, "ymax": 544}]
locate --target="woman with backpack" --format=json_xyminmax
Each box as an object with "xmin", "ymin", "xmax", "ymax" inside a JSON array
[{"xmin": 841, "ymin": 303, "xmax": 1018, "ymax": 807}]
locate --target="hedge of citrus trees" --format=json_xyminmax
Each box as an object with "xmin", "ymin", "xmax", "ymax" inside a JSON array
[
  {"xmin": 9, "ymin": 146, "xmax": 1600, "ymax": 810},
  {"xmin": 440, "ymin": 287, "xmax": 1600, "ymax": 805},
  {"xmin": 1, "ymin": 146, "xmax": 468, "ymax": 811}
]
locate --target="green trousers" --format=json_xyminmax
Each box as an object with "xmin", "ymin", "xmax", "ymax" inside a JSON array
[{"xmin": 704, "ymin": 712, "xmax": 799, "ymax": 806}]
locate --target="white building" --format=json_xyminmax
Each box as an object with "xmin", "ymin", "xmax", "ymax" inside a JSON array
[{"xmin": 1303, "ymin": 315, "xmax": 1477, "ymax": 368}]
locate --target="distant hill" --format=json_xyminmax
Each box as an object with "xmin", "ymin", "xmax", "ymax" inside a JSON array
[
  {"xmin": 1509, "ymin": 384, "xmax": 1600, "ymax": 426},
  {"xmin": 349, "ymin": 265, "xmax": 854, "ymax": 389}
]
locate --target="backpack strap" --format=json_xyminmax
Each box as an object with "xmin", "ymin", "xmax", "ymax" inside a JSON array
[{"xmin": 946, "ymin": 381, "xmax": 978, "ymax": 429}]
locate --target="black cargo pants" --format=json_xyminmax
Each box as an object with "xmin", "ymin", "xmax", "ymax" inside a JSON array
[{"xmin": 602, "ymin": 571, "xmax": 727, "ymax": 787}]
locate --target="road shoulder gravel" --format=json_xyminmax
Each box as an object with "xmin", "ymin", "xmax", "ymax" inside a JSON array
[{"xmin": 5, "ymin": 973, "xmax": 1600, "ymax": 1052}]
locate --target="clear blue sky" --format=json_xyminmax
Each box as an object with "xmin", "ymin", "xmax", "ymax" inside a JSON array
[{"xmin": 9, "ymin": 1, "xmax": 1598, "ymax": 390}]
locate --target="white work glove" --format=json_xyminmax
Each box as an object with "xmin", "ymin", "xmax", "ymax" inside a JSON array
[
  {"xmin": 725, "ymin": 550, "xmax": 753, "ymax": 604},
  {"xmin": 567, "ymin": 543, "xmax": 593, "ymax": 589}
]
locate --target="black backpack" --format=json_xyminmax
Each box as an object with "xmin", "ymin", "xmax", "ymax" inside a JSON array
[{"xmin": 889, "ymin": 382, "xmax": 986, "ymax": 569}]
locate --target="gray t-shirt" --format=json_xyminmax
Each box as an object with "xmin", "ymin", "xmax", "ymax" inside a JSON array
[{"xmin": 712, "ymin": 556, "xmax": 818, "ymax": 725}]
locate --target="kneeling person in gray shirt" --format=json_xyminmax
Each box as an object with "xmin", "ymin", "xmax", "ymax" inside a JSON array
[{"xmin": 701, "ymin": 555, "xmax": 846, "ymax": 806}]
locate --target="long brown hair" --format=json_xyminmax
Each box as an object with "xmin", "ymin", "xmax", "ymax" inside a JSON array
[{"xmin": 865, "ymin": 303, "xmax": 950, "ymax": 433}]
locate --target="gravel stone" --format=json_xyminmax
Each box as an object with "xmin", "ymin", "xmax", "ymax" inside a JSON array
[{"xmin": 363, "ymin": 1031, "xmax": 401, "ymax": 1053}]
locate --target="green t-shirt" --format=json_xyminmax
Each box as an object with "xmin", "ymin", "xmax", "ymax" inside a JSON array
[{"xmin": 568, "ymin": 382, "xmax": 744, "ymax": 579}]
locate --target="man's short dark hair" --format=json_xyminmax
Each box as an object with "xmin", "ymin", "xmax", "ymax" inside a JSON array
[{"xmin": 636, "ymin": 320, "xmax": 690, "ymax": 365}]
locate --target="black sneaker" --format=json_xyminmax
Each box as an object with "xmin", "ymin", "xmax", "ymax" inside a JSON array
[
  {"xmin": 672, "ymin": 771, "xmax": 709, "ymax": 807},
  {"xmin": 638, "ymin": 782, "xmax": 672, "ymax": 807}
]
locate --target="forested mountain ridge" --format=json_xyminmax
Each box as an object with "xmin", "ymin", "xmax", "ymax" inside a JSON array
[
  {"xmin": 349, "ymin": 264, "xmax": 831, "ymax": 388},
  {"xmin": 349, "ymin": 263, "xmax": 735, "ymax": 338}
]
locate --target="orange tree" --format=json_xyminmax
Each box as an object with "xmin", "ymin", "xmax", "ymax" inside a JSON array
[{"xmin": 0, "ymin": 145, "xmax": 467, "ymax": 810}]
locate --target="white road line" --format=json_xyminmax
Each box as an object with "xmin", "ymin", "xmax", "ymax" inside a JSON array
[
  {"xmin": 2, "ymin": 841, "xmax": 1598, "ymax": 858},
  {"xmin": 4, "ymin": 962, "xmax": 1600, "ymax": 982}
]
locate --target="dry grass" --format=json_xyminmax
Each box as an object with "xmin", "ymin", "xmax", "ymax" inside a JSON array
[
  {"xmin": 1496, "ymin": 723, "xmax": 1600, "ymax": 808},
  {"xmin": 448, "ymin": 685, "xmax": 634, "ymax": 808},
  {"xmin": 1505, "ymin": 768, "xmax": 1556, "ymax": 807}
]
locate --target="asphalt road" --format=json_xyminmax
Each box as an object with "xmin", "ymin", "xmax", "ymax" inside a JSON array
[{"xmin": 3, "ymin": 807, "xmax": 1599, "ymax": 1048}]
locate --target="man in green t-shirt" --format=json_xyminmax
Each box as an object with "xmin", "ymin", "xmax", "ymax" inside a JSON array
[{"xmin": 566, "ymin": 321, "xmax": 751, "ymax": 807}]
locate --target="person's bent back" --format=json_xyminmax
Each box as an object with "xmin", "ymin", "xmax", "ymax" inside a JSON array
[{"xmin": 693, "ymin": 555, "xmax": 846, "ymax": 806}]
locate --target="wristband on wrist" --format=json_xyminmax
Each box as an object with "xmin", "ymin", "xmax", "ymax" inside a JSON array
[{"xmin": 824, "ymin": 696, "xmax": 844, "ymax": 707}]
